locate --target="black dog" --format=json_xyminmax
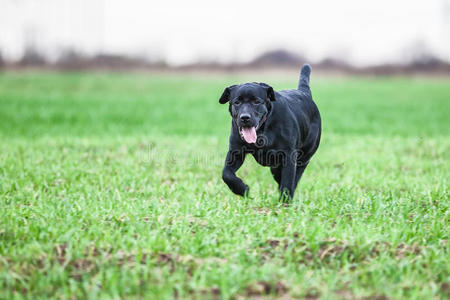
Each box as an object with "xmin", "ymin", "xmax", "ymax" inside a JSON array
[{"xmin": 220, "ymin": 64, "xmax": 321, "ymax": 201}]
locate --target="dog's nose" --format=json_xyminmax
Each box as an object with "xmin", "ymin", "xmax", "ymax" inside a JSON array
[{"xmin": 240, "ymin": 114, "xmax": 251, "ymax": 123}]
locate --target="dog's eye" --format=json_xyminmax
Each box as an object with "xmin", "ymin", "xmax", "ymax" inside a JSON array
[
  {"xmin": 234, "ymin": 100, "xmax": 241, "ymax": 105},
  {"xmin": 253, "ymin": 99, "xmax": 262, "ymax": 104}
]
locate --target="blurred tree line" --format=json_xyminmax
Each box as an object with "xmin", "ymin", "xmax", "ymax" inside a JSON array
[{"xmin": 1, "ymin": 44, "xmax": 449, "ymax": 75}]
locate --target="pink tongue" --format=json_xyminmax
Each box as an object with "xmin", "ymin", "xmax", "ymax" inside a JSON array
[{"xmin": 241, "ymin": 127, "xmax": 257, "ymax": 143}]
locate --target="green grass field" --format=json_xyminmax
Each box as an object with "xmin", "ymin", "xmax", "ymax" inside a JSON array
[{"xmin": 0, "ymin": 72, "xmax": 449, "ymax": 299}]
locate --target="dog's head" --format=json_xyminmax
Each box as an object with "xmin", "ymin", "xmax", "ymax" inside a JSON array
[{"xmin": 219, "ymin": 82, "xmax": 275, "ymax": 144}]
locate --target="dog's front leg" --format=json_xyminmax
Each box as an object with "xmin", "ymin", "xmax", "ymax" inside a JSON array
[
  {"xmin": 279, "ymin": 157, "xmax": 296, "ymax": 201},
  {"xmin": 222, "ymin": 150, "xmax": 248, "ymax": 196}
]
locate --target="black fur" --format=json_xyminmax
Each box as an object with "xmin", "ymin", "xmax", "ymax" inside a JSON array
[{"xmin": 220, "ymin": 64, "xmax": 321, "ymax": 201}]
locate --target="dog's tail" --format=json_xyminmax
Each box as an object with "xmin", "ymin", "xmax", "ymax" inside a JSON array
[{"xmin": 298, "ymin": 64, "xmax": 311, "ymax": 90}]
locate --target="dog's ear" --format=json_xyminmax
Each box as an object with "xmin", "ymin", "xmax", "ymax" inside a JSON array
[
  {"xmin": 258, "ymin": 83, "xmax": 276, "ymax": 102},
  {"xmin": 219, "ymin": 85, "xmax": 237, "ymax": 104},
  {"xmin": 267, "ymin": 86, "xmax": 275, "ymax": 102}
]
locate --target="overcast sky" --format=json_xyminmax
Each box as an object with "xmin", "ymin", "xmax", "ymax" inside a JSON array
[{"xmin": 1, "ymin": 0, "xmax": 449, "ymax": 66}]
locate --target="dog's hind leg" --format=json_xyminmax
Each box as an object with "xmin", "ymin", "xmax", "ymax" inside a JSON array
[
  {"xmin": 279, "ymin": 160, "xmax": 297, "ymax": 202},
  {"xmin": 270, "ymin": 167, "xmax": 282, "ymax": 187},
  {"xmin": 293, "ymin": 164, "xmax": 308, "ymax": 191}
]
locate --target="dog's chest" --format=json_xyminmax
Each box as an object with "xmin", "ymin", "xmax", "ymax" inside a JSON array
[{"xmin": 245, "ymin": 146, "xmax": 285, "ymax": 167}]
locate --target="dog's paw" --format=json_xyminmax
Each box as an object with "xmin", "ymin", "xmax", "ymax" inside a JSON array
[
  {"xmin": 279, "ymin": 188, "xmax": 292, "ymax": 203},
  {"xmin": 235, "ymin": 184, "xmax": 249, "ymax": 197}
]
